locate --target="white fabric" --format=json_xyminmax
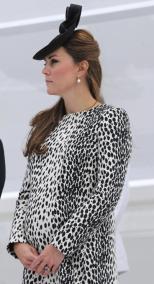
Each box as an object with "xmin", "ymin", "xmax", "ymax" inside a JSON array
[{"xmin": 115, "ymin": 166, "xmax": 130, "ymax": 274}]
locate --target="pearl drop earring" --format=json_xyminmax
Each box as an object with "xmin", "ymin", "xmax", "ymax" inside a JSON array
[{"xmin": 77, "ymin": 77, "xmax": 81, "ymax": 83}]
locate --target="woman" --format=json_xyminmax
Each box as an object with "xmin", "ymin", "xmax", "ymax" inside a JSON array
[{"xmin": 7, "ymin": 4, "xmax": 132, "ymax": 284}]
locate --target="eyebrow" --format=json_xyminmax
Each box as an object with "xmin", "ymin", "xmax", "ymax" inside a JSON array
[
  {"xmin": 44, "ymin": 54, "xmax": 59, "ymax": 62},
  {"xmin": 47, "ymin": 54, "xmax": 58, "ymax": 59}
]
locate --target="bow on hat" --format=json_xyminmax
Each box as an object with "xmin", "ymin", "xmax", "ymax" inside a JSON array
[
  {"xmin": 33, "ymin": 4, "xmax": 82, "ymax": 60},
  {"xmin": 59, "ymin": 4, "xmax": 82, "ymax": 33}
]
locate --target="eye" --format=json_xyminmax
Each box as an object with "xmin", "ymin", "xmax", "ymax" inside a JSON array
[
  {"xmin": 50, "ymin": 59, "xmax": 59, "ymax": 65},
  {"xmin": 43, "ymin": 58, "xmax": 59, "ymax": 67}
]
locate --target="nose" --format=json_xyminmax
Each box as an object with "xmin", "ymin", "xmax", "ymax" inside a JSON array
[{"xmin": 42, "ymin": 65, "xmax": 51, "ymax": 76}]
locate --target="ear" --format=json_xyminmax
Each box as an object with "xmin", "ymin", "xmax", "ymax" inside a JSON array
[{"xmin": 77, "ymin": 60, "xmax": 89, "ymax": 77}]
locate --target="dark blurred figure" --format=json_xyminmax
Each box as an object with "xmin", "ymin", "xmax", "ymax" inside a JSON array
[{"xmin": 0, "ymin": 139, "xmax": 6, "ymax": 197}]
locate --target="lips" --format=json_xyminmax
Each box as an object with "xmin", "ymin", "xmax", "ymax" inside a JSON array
[{"xmin": 46, "ymin": 80, "xmax": 53, "ymax": 83}]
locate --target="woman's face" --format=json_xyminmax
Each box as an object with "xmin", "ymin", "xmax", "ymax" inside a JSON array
[{"xmin": 42, "ymin": 47, "xmax": 79, "ymax": 96}]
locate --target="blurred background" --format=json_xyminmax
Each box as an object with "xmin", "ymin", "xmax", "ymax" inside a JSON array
[{"xmin": 0, "ymin": 0, "xmax": 154, "ymax": 283}]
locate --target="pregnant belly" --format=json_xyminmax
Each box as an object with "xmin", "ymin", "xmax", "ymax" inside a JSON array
[{"xmin": 23, "ymin": 189, "xmax": 66, "ymax": 250}]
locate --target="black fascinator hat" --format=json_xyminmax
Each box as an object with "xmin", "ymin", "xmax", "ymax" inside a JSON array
[{"xmin": 33, "ymin": 4, "xmax": 82, "ymax": 60}]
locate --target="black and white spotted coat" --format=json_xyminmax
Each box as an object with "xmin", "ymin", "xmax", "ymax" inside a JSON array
[{"xmin": 7, "ymin": 104, "xmax": 132, "ymax": 284}]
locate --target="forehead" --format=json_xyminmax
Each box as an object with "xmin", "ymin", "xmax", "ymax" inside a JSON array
[{"xmin": 45, "ymin": 47, "xmax": 69, "ymax": 60}]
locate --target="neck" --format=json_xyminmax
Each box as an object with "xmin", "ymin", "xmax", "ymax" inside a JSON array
[{"xmin": 61, "ymin": 82, "xmax": 99, "ymax": 114}]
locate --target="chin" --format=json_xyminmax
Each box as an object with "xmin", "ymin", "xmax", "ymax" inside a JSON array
[{"xmin": 47, "ymin": 89, "xmax": 59, "ymax": 96}]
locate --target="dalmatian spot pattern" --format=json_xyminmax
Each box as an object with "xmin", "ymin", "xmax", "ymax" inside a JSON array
[{"xmin": 7, "ymin": 104, "xmax": 132, "ymax": 284}]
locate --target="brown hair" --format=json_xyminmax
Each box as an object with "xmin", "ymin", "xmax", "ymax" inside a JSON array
[{"xmin": 24, "ymin": 29, "xmax": 104, "ymax": 156}]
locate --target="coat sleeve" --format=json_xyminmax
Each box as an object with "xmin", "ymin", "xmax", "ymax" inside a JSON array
[
  {"xmin": 7, "ymin": 157, "xmax": 31, "ymax": 258},
  {"xmin": 50, "ymin": 107, "xmax": 132, "ymax": 257},
  {"xmin": 114, "ymin": 165, "xmax": 130, "ymax": 229}
]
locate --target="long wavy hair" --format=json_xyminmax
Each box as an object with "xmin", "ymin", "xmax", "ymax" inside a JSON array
[{"xmin": 24, "ymin": 29, "xmax": 104, "ymax": 156}]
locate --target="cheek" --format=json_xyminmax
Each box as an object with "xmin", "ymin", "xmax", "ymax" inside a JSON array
[{"xmin": 54, "ymin": 64, "xmax": 76, "ymax": 82}]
